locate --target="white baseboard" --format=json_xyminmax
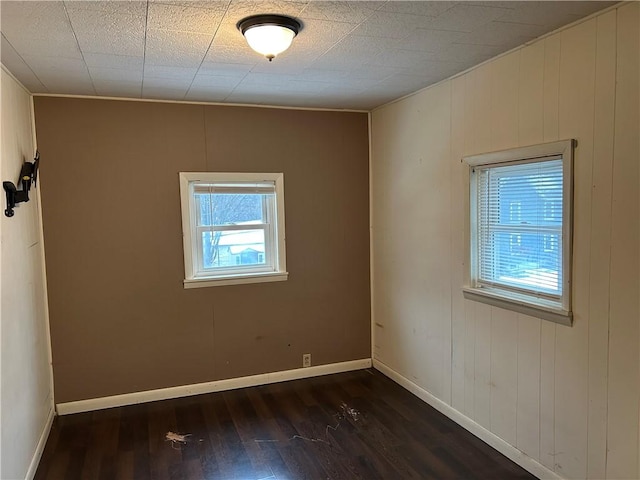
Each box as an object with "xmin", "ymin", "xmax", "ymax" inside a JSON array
[
  {"xmin": 25, "ymin": 407, "xmax": 55, "ymax": 480},
  {"xmin": 57, "ymin": 358, "xmax": 372, "ymax": 415},
  {"xmin": 373, "ymin": 359, "xmax": 562, "ymax": 480}
]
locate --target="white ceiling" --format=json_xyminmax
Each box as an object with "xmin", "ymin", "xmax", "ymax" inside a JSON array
[{"xmin": 1, "ymin": 1, "xmax": 614, "ymax": 110}]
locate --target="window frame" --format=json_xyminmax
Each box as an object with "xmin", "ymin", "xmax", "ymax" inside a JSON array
[
  {"xmin": 463, "ymin": 140, "xmax": 575, "ymax": 326},
  {"xmin": 179, "ymin": 172, "xmax": 288, "ymax": 288}
]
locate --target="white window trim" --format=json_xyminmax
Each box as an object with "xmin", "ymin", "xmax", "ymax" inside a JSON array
[
  {"xmin": 462, "ymin": 139, "xmax": 575, "ymax": 326},
  {"xmin": 179, "ymin": 172, "xmax": 288, "ymax": 288}
]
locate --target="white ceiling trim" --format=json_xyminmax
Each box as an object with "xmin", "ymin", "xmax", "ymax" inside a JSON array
[{"xmin": 30, "ymin": 92, "xmax": 369, "ymax": 113}]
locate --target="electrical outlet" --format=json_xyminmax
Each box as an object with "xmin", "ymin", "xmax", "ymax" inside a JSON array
[{"xmin": 302, "ymin": 353, "xmax": 311, "ymax": 368}]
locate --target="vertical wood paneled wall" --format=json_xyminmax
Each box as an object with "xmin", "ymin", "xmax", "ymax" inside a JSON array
[
  {"xmin": 371, "ymin": 4, "xmax": 639, "ymax": 479},
  {"xmin": 34, "ymin": 99, "xmax": 370, "ymax": 404},
  {"xmin": 1, "ymin": 69, "xmax": 54, "ymax": 480}
]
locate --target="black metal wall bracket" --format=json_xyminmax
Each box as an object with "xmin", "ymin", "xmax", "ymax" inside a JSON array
[{"xmin": 4, "ymin": 151, "xmax": 39, "ymax": 217}]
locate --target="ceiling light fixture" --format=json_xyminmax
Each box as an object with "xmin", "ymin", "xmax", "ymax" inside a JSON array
[{"xmin": 237, "ymin": 15, "xmax": 301, "ymax": 62}]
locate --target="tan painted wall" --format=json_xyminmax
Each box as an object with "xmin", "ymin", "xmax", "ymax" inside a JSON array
[
  {"xmin": 1, "ymin": 68, "xmax": 53, "ymax": 479},
  {"xmin": 33, "ymin": 98, "xmax": 370, "ymax": 403},
  {"xmin": 371, "ymin": 4, "xmax": 638, "ymax": 480}
]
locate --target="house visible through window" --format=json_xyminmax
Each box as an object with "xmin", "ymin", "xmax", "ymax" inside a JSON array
[
  {"xmin": 463, "ymin": 140, "xmax": 574, "ymax": 325},
  {"xmin": 179, "ymin": 172, "xmax": 287, "ymax": 288}
]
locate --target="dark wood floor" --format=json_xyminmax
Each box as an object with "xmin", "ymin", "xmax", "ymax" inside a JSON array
[{"xmin": 35, "ymin": 369, "xmax": 536, "ymax": 480}]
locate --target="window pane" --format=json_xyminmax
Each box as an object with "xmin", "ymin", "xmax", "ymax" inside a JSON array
[
  {"xmin": 196, "ymin": 193, "xmax": 270, "ymax": 227},
  {"xmin": 483, "ymin": 160, "xmax": 563, "ymax": 228},
  {"xmin": 202, "ymin": 229, "xmax": 266, "ymax": 269},
  {"xmin": 477, "ymin": 158, "xmax": 563, "ymax": 297},
  {"xmin": 479, "ymin": 231, "xmax": 561, "ymax": 294}
]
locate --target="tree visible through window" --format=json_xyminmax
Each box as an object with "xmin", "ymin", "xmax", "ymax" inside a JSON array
[
  {"xmin": 179, "ymin": 172, "xmax": 288, "ymax": 288},
  {"xmin": 196, "ymin": 193, "xmax": 266, "ymax": 268}
]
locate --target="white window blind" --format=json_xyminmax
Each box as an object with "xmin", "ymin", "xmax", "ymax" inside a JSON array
[
  {"xmin": 475, "ymin": 157, "xmax": 563, "ymax": 298},
  {"xmin": 193, "ymin": 182, "xmax": 276, "ymax": 195}
]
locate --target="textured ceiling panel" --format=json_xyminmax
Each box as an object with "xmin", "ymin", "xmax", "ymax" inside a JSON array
[
  {"xmin": 421, "ymin": 3, "xmax": 512, "ymax": 32},
  {"xmin": 66, "ymin": 7, "xmax": 147, "ymax": 57},
  {"xmin": 198, "ymin": 61, "xmax": 253, "ymax": 76},
  {"xmin": 143, "ymin": 76, "xmax": 194, "ymax": 89},
  {"xmin": 191, "ymin": 74, "xmax": 242, "ymax": 87},
  {"xmin": 457, "ymin": 21, "xmax": 548, "ymax": 47},
  {"xmin": 93, "ymin": 81, "xmax": 142, "ymax": 97},
  {"xmin": 147, "ymin": 2, "xmax": 226, "ymax": 33},
  {"xmin": 23, "ymin": 55, "xmax": 88, "ymax": 75},
  {"xmin": 0, "ymin": 0, "xmax": 615, "ymax": 110},
  {"xmin": 350, "ymin": 11, "xmax": 428, "ymax": 38},
  {"xmin": 1, "ymin": 2, "xmax": 81, "ymax": 60},
  {"xmin": 82, "ymin": 52, "xmax": 145, "ymax": 69},
  {"xmin": 144, "ymin": 65, "xmax": 199, "ymax": 79},
  {"xmin": 224, "ymin": 0, "xmax": 307, "ymax": 20},
  {"xmin": 0, "ymin": 34, "xmax": 47, "ymax": 92},
  {"xmin": 300, "ymin": 1, "xmax": 379, "ymax": 23},
  {"xmin": 66, "ymin": 1, "xmax": 148, "ymax": 16},
  {"xmin": 390, "ymin": 28, "xmax": 466, "ymax": 52},
  {"xmin": 144, "ymin": 29, "xmax": 213, "ymax": 67},
  {"xmin": 377, "ymin": 1, "xmax": 455, "ymax": 17},
  {"xmin": 89, "ymin": 66, "xmax": 143, "ymax": 82},
  {"xmin": 290, "ymin": 18, "xmax": 357, "ymax": 57}
]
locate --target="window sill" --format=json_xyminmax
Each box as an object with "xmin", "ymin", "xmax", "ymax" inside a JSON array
[
  {"xmin": 462, "ymin": 287, "xmax": 572, "ymax": 326},
  {"xmin": 184, "ymin": 271, "xmax": 288, "ymax": 289}
]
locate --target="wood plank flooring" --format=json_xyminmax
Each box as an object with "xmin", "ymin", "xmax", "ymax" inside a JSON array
[{"xmin": 35, "ymin": 369, "xmax": 537, "ymax": 479}]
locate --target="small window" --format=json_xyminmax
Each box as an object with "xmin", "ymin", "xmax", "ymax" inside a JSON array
[
  {"xmin": 463, "ymin": 140, "xmax": 574, "ymax": 325},
  {"xmin": 179, "ymin": 172, "xmax": 287, "ymax": 288}
]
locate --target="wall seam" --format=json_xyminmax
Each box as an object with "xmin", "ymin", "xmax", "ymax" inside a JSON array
[
  {"xmin": 368, "ymin": 111, "xmax": 375, "ymax": 364},
  {"xmin": 31, "ymin": 93, "xmax": 368, "ymax": 114},
  {"xmin": 604, "ymin": 7, "xmax": 620, "ymax": 478},
  {"xmin": 29, "ymin": 96, "xmax": 56, "ymax": 414},
  {"xmin": 60, "ymin": 1, "xmax": 97, "ymax": 96},
  {"xmin": 515, "ymin": 48, "xmax": 521, "ymax": 452},
  {"xmin": 539, "ymin": 36, "xmax": 548, "ymax": 466},
  {"xmin": 140, "ymin": 0, "xmax": 149, "ymax": 97},
  {"xmin": 553, "ymin": 28, "xmax": 564, "ymax": 473},
  {"xmin": 449, "ymin": 79, "xmax": 454, "ymax": 406},
  {"xmin": 585, "ymin": 18, "xmax": 599, "ymax": 478}
]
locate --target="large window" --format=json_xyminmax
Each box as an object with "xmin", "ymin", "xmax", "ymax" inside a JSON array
[
  {"xmin": 179, "ymin": 172, "xmax": 287, "ymax": 288},
  {"xmin": 463, "ymin": 140, "xmax": 574, "ymax": 325}
]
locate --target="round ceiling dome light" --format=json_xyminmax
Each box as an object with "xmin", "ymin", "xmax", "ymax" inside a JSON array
[{"xmin": 237, "ymin": 15, "xmax": 302, "ymax": 61}]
